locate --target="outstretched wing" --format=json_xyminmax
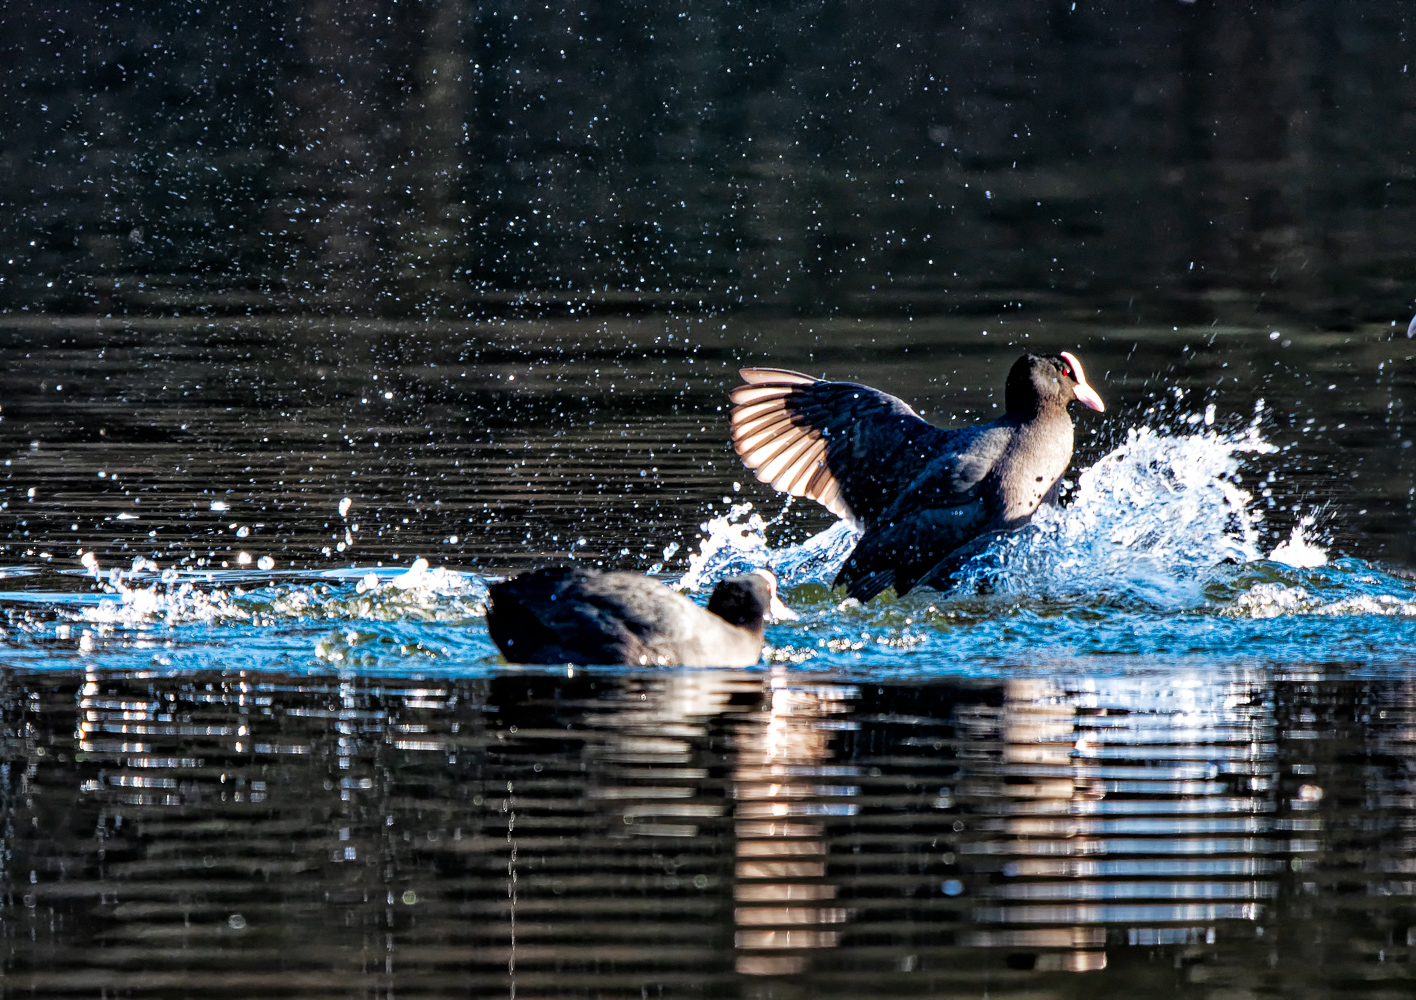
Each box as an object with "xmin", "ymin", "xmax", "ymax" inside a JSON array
[{"xmin": 729, "ymin": 368, "xmax": 951, "ymax": 526}]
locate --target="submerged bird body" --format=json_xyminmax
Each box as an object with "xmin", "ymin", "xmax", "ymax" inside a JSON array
[
  {"xmin": 730, "ymin": 353, "xmax": 1104, "ymax": 600},
  {"xmin": 486, "ymin": 566, "xmax": 789, "ymax": 666}
]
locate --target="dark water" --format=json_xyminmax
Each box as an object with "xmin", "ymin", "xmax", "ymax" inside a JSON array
[
  {"xmin": 0, "ymin": 312, "xmax": 1413, "ymax": 994},
  {"xmin": 4, "ymin": 0, "xmax": 1416, "ymax": 993},
  {"xmin": 5, "ymin": 1, "xmax": 1416, "ymax": 325},
  {"xmin": 8, "ymin": 666, "xmax": 1416, "ymax": 998}
]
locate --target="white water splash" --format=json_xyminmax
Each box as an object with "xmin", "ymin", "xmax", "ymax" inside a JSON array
[
  {"xmin": 960, "ymin": 423, "xmax": 1280, "ymax": 607},
  {"xmin": 1269, "ymin": 520, "xmax": 1328, "ymax": 568},
  {"xmin": 77, "ymin": 556, "xmax": 487, "ymax": 629},
  {"xmin": 677, "ymin": 502, "xmax": 859, "ymax": 592},
  {"xmin": 677, "ymin": 503, "xmax": 773, "ymax": 590},
  {"xmin": 680, "ymin": 416, "xmax": 1306, "ymax": 611}
]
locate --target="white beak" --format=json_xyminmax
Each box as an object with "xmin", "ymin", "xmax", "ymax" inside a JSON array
[
  {"xmin": 753, "ymin": 568, "xmax": 800, "ymax": 621},
  {"xmin": 1061, "ymin": 351, "xmax": 1105, "ymax": 412}
]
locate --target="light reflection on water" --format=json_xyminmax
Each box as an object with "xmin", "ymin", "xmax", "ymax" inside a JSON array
[
  {"xmin": 0, "ymin": 312, "xmax": 1411, "ymax": 994},
  {"xmin": 6, "ymin": 665, "xmax": 1415, "ymax": 995},
  {"xmin": 732, "ymin": 676, "xmax": 855, "ymax": 974},
  {"xmin": 963, "ymin": 677, "xmax": 1276, "ymax": 973},
  {"xmin": 0, "ymin": 314, "xmax": 1411, "ymax": 574}
]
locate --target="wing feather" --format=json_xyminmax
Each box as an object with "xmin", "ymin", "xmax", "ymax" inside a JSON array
[
  {"xmin": 729, "ymin": 384, "xmax": 795, "ymax": 406},
  {"xmin": 728, "ymin": 368, "xmax": 953, "ymax": 525},
  {"xmin": 757, "ymin": 431, "xmax": 821, "ymax": 483},
  {"xmin": 742, "ymin": 431, "xmax": 811, "ymax": 475},
  {"xmin": 778, "ymin": 441, "xmax": 828, "ymax": 494},
  {"xmin": 730, "ymin": 401, "xmax": 791, "ymax": 430},
  {"xmin": 816, "ymin": 478, "xmax": 850, "ymax": 521},
  {"xmin": 804, "ymin": 462, "xmax": 835, "ymax": 498},
  {"xmin": 739, "ymin": 367, "xmax": 818, "ymax": 386},
  {"xmin": 733, "ymin": 415, "xmax": 798, "ymax": 453}
]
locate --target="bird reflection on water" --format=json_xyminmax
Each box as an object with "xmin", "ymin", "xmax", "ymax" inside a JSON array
[
  {"xmin": 7, "ymin": 664, "xmax": 1399, "ymax": 995},
  {"xmin": 963, "ymin": 677, "xmax": 1280, "ymax": 972},
  {"xmin": 731, "ymin": 673, "xmax": 854, "ymax": 975}
]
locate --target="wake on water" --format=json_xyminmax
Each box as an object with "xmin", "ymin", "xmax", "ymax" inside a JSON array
[
  {"xmin": 75, "ymin": 557, "xmax": 489, "ymax": 631},
  {"xmin": 50, "ymin": 409, "xmax": 1416, "ymax": 653}
]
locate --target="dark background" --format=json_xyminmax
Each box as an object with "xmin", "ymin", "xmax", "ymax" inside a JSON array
[
  {"xmin": 3, "ymin": 10, "xmax": 1416, "ymax": 989},
  {"xmin": 3, "ymin": 0, "xmax": 1415, "ymax": 326},
  {"xmin": 0, "ymin": 0, "xmax": 1410, "ymax": 571}
]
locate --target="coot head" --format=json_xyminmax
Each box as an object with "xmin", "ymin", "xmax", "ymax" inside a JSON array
[
  {"xmin": 706, "ymin": 569, "xmax": 797, "ymax": 629},
  {"xmin": 1004, "ymin": 351, "xmax": 1105, "ymax": 418}
]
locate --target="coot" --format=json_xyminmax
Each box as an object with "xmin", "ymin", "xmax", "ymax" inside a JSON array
[
  {"xmin": 487, "ymin": 566, "xmax": 795, "ymax": 666},
  {"xmin": 730, "ymin": 352, "xmax": 1104, "ymax": 600}
]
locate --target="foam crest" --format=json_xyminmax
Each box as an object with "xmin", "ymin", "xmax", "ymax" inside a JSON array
[
  {"xmin": 677, "ymin": 502, "xmax": 859, "ymax": 592},
  {"xmin": 77, "ymin": 557, "xmax": 487, "ymax": 629},
  {"xmin": 1235, "ymin": 582, "xmax": 1416, "ymax": 619},
  {"xmin": 83, "ymin": 577, "xmax": 250, "ymax": 628}
]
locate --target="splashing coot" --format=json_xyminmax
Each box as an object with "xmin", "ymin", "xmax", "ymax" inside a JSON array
[
  {"xmin": 729, "ymin": 352, "xmax": 1105, "ymax": 601},
  {"xmin": 486, "ymin": 566, "xmax": 795, "ymax": 666}
]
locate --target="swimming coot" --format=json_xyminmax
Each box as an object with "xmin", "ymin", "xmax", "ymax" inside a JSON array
[
  {"xmin": 729, "ymin": 352, "xmax": 1105, "ymax": 601},
  {"xmin": 486, "ymin": 566, "xmax": 795, "ymax": 666}
]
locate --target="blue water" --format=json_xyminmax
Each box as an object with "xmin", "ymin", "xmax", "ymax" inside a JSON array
[{"xmin": 5, "ymin": 418, "xmax": 1412, "ymax": 678}]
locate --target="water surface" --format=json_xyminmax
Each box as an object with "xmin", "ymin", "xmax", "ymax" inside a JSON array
[
  {"xmin": 7, "ymin": 665, "xmax": 1416, "ymax": 998},
  {"xmin": 5, "ymin": 0, "xmax": 1416, "ymax": 992},
  {"xmin": 1, "ymin": 311, "xmax": 1414, "ymax": 994}
]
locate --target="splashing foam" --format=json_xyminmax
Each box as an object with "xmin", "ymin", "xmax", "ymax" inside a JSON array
[
  {"xmin": 958, "ymin": 423, "xmax": 1278, "ymax": 607},
  {"xmin": 680, "ymin": 415, "xmax": 1311, "ymax": 612},
  {"xmin": 1236, "ymin": 583, "xmax": 1416, "ymax": 618},
  {"xmin": 677, "ymin": 503, "xmax": 772, "ymax": 590},
  {"xmin": 677, "ymin": 502, "xmax": 859, "ymax": 592},
  {"xmin": 1268, "ymin": 519, "xmax": 1328, "ymax": 569},
  {"xmin": 78, "ymin": 556, "xmax": 487, "ymax": 629}
]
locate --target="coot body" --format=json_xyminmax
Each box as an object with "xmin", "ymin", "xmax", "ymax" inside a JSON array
[
  {"xmin": 730, "ymin": 353, "xmax": 1104, "ymax": 600},
  {"xmin": 487, "ymin": 566, "xmax": 791, "ymax": 666}
]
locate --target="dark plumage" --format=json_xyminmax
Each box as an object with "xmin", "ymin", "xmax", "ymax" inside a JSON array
[
  {"xmin": 486, "ymin": 566, "xmax": 794, "ymax": 666},
  {"xmin": 729, "ymin": 352, "xmax": 1105, "ymax": 601}
]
